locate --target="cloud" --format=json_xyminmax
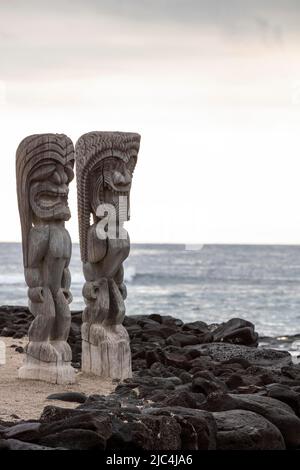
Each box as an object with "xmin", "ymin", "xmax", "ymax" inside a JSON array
[
  {"xmin": 4, "ymin": 0, "xmax": 298, "ymax": 29},
  {"xmin": 0, "ymin": 0, "xmax": 299, "ymax": 80},
  {"xmin": 2, "ymin": 1, "xmax": 300, "ymax": 33}
]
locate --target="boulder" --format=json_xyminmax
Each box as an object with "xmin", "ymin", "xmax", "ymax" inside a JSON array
[
  {"xmin": 232, "ymin": 393, "xmax": 300, "ymax": 448},
  {"xmin": 106, "ymin": 412, "xmax": 182, "ymax": 450},
  {"xmin": 39, "ymin": 412, "xmax": 111, "ymax": 436},
  {"xmin": 166, "ymin": 333, "xmax": 204, "ymax": 347},
  {"xmin": 0, "ymin": 438, "xmax": 60, "ymax": 450},
  {"xmin": 155, "ymin": 315, "xmax": 183, "ymax": 328},
  {"xmin": 182, "ymin": 321, "xmax": 210, "ymax": 334},
  {"xmin": 39, "ymin": 429, "xmax": 106, "ymax": 450},
  {"xmin": 143, "ymin": 407, "xmax": 217, "ymax": 450},
  {"xmin": 160, "ymin": 390, "xmax": 203, "ymax": 409},
  {"xmin": 225, "ymin": 373, "xmax": 245, "ymax": 390},
  {"xmin": 47, "ymin": 392, "xmax": 87, "ymax": 404},
  {"xmin": 214, "ymin": 409, "xmax": 285, "ymax": 450},
  {"xmin": 35, "ymin": 412, "xmax": 112, "ymax": 449},
  {"xmin": 139, "ymin": 415, "xmax": 181, "ymax": 450},
  {"xmin": 2, "ymin": 422, "xmax": 41, "ymax": 441},
  {"xmin": 1, "ymin": 327, "xmax": 16, "ymax": 337},
  {"xmin": 212, "ymin": 318, "xmax": 258, "ymax": 347},
  {"xmin": 107, "ymin": 417, "xmax": 152, "ymax": 450},
  {"xmin": 281, "ymin": 365, "xmax": 300, "ymax": 381},
  {"xmin": 266, "ymin": 383, "xmax": 300, "ymax": 416},
  {"xmin": 188, "ymin": 343, "xmax": 292, "ymax": 368},
  {"xmin": 192, "ymin": 377, "xmax": 226, "ymax": 396},
  {"xmin": 179, "ymin": 371, "xmax": 193, "ymax": 384},
  {"xmin": 162, "ymin": 351, "xmax": 190, "ymax": 370},
  {"xmin": 205, "ymin": 392, "xmax": 300, "ymax": 448},
  {"xmin": 40, "ymin": 406, "xmax": 87, "ymax": 423}
]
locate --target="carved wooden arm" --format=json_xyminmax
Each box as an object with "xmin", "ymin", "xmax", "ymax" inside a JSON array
[
  {"xmin": 25, "ymin": 226, "xmax": 49, "ymax": 291},
  {"xmin": 62, "ymin": 266, "xmax": 73, "ymax": 304},
  {"xmin": 87, "ymin": 224, "xmax": 107, "ymax": 263},
  {"xmin": 114, "ymin": 265, "xmax": 127, "ymax": 299}
]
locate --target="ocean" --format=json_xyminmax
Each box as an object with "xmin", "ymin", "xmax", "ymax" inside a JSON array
[{"xmin": 1, "ymin": 243, "xmax": 300, "ymax": 338}]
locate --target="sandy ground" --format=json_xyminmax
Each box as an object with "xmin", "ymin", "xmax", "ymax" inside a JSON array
[{"xmin": 0, "ymin": 337, "xmax": 115, "ymax": 422}]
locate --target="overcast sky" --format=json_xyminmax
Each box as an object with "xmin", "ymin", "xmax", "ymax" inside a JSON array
[{"xmin": 1, "ymin": 0, "xmax": 300, "ymax": 244}]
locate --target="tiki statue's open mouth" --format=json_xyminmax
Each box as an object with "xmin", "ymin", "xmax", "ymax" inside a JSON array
[
  {"xmin": 36, "ymin": 184, "xmax": 69, "ymax": 210},
  {"xmin": 29, "ymin": 162, "xmax": 73, "ymax": 221},
  {"xmin": 30, "ymin": 182, "xmax": 71, "ymax": 221}
]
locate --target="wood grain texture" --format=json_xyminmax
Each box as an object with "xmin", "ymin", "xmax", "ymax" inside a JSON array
[
  {"xmin": 75, "ymin": 131, "xmax": 140, "ymax": 379},
  {"xmin": 16, "ymin": 133, "xmax": 75, "ymax": 384}
]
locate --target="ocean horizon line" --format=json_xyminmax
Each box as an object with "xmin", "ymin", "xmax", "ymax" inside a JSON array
[{"xmin": 1, "ymin": 241, "xmax": 300, "ymax": 248}]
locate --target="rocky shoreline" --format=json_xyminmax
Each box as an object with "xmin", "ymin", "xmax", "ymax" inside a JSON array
[{"xmin": 1, "ymin": 305, "xmax": 300, "ymax": 450}]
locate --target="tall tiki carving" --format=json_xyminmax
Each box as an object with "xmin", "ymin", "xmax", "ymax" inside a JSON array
[
  {"xmin": 75, "ymin": 131, "xmax": 140, "ymax": 379},
  {"xmin": 16, "ymin": 134, "xmax": 75, "ymax": 384}
]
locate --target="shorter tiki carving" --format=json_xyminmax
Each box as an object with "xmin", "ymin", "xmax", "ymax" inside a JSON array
[
  {"xmin": 76, "ymin": 131, "xmax": 140, "ymax": 379},
  {"xmin": 16, "ymin": 134, "xmax": 75, "ymax": 384}
]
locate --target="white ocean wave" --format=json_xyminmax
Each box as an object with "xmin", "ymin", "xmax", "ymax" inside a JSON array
[
  {"xmin": 124, "ymin": 265, "xmax": 136, "ymax": 283},
  {"xmin": 0, "ymin": 273, "xmax": 26, "ymax": 285}
]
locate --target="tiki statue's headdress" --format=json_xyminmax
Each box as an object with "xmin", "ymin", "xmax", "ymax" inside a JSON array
[
  {"xmin": 16, "ymin": 133, "xmax": 74, "ymax": 267},
  {"xmin": 75, "ymin": 131, "xmax": 140, "ymax": 263}
]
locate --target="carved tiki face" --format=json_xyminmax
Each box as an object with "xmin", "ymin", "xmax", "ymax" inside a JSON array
[
  {"xmin": 16, "ymin": 134, "xmax": 75, "ymax": 266},
  {"xmin": 29, "ymin": 160, "xmax": 74, "ymax": 222},
  {"xmin": 76, "ymin": 131, "xmax": 140, "ymax": 262},
  {"xmin": 89, "ymin": 156, "xmax": 135, "ymax": 221}
]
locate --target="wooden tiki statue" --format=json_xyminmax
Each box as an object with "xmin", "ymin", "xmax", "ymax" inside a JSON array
[
  {"xmin": 75, "ymin": 131, "xmax": 140, "ymax": 379},
  {"xmin": 16, "ymin": 133, "xmax": 75, "ymax": 384}
]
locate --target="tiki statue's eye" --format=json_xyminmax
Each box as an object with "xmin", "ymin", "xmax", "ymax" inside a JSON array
[
  {"xmin": 30, "ymin": 164, "xmax": 56, "ymax": 182},
  {"xmin": 65, "ymin": 164, "xmax": 74, "ymax": 183}
]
